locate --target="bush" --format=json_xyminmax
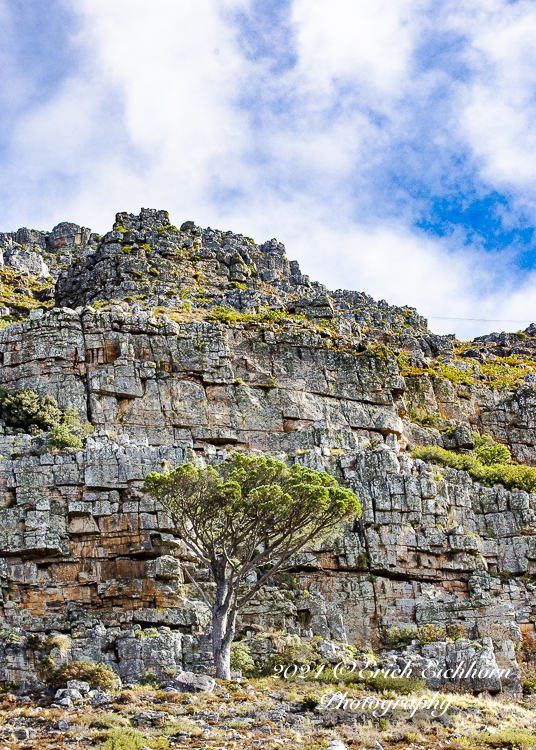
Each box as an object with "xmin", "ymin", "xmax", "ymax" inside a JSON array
[
  {"xmin": 78, "ymin": 712, "xmax": 130, "ymax": 729},
  {"xmin": 0, "ymin": 387, "xmax": 62, "ymax": 431},
  {"xmin": 384, "ymin": 624, "xmax": 418, "ymax": 648},
  {"xmin": 522, "ymin": 670, "xmax": 536, "ymax": 694},
  {"xmin": 467, "ymin": 729, "xmax": 536, "ymax": 749},
  {"xmin": 97, "ymin": 727, "xmax": 169, "ymax": 750},
  {"xmin": 473, "ymin": 433, "xmax": 511, "ymax": 465},
  {"xmin": 408, "ymin": 408, "xmax": 440, "ymax": 428},
  {"xmin": 300, "ymin": 694, "xmax": 321, "ymax": 710},
  {"xmin": 48, "ymin": 660, "xmax": 117, "ymax": 690},
  {"xmin": 412, "ymin": 445, "xmax": 536, "ymax": 493},
  {"xmin": 140, "ymin": 672, "xmax": 159, "ymax": 687},
  {"xmin": 446, "ymin": 623, "xmax": 468, "ymax": 641},
  {"xmin": 349, "ymin": 673, "xmax": 424, "ymax": 695},
  {"xmin": 48, "ymin": 407, "xmax": 93, "ymax": 453},
  {"xmin": 230, "ymin": 641, "xmax": 255, "ymax": 674},
  {"xmin": 45, "ymin": 633, "xmax": 72, "ymax": 656},
  {"xmin": 0, "ymin": 387, "xmax": 93, "ymax": 452},
  {"xmin": 417, "ymin": 624, "xmax": 446, "ymax": 644},
  {"xmin": 0, "ymin": 628, "xmax": 24, "ymax": 643},
  {"xmin": 264, "ymin": 642, "xmax": 318, "ymax": 674}
]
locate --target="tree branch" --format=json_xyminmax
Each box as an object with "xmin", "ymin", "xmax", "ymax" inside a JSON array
[{"xmin": 182, "ymin": 564, "xmax": 212, "ymax": 610}]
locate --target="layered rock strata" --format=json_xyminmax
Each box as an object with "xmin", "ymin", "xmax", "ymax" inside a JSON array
[{"xmin": 0, "ymin": 210, "xmax": 533, "ymax": 694}]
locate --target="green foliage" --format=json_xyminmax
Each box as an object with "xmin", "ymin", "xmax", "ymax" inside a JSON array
[
  {"xmin": 413, "ymin": 444, "xmax": 536, "ymax": 493},
  {"xmin": 446, "ymin": 623, "xmax": 468, "ymax": 640},
  {"xmin": 0, "ymin": 386, "xmax": 62, "ymax": 430},
  {"xmin": 134, "ymin": 628, "xmax": 159, "ymax": 639},
  {"xmin": 473, "ymin": 432, "xmax": 512, "ymax": 465},
  {"xmin": 144, "ymin": 453, "xmax": 361, "ymax": 595},
  {"xmin": 45, "ymin": 633, "xmax": 72, "ymax": 656},
  {"xmin": 140, "ymin": 672, "xmax": 159, "ymax": 686},
  {"xmin": 384, "ymin": 624, "xmax": 418, "ymax": 647},
  {"xmin": 467, "ymin": 728, "xmax": 536, "ymax": 749},
  {"xmin": 48, "ymin": 660, "xmax": 117, "ymax": 690},
  {"xmin": 0, "ymin": 628, "xmax": 23, "ymax": 643},
  {"xmin": 230, "ymin": 641, "xmax": 255, "ymax": 674},
  {"xmin": 408, "ymin": 407, "xmax": 440, "ymax": 428},
  {"xmin": 522, "ymin": 670, "xmax": 536, "ymax": 694},
  {"xmin": 300, "ymin": 694, "xmax": 321, "ymax": 710},
  {"xmin": 264, "ymin": 643, "xmax": 318, "ymax": 674},
  {"xmin": 351, "ymin": 672, "xmax": 424, "ymax": 695},
  {"xmin": 205, "ymin": 305, "xmax": 309, "ymax": 328},
  {"xmin": 417, "ymin": 623, "xmax": 447, "ymax": 643},
  {"xmin": 98, "ymin": 727, "xmax": 169, "ymax": 750},
  {"xmin": 81, "ymin": 712, "xmax": 130, "ymax": 729},
  {"xmin": 48, "ymin": 407, "xmax": 93, "ymax": 453}
]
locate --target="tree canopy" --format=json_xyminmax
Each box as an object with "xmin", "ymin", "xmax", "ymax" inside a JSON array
[{"xmin": 144, "ymin": 452, "xmax": 361, "ymax": 678}]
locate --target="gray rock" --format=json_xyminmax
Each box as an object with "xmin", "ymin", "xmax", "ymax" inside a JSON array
[
  {"xmin": 173, "ymin": 670, "xmax": 216, "ymax": 693},
  {"xmin": 55, "ymin": 687, "xmax": 83, "ymax": 701},
  {"xmin": 67, "ymin": 679, "xmax": 90, "ymax": 693}
]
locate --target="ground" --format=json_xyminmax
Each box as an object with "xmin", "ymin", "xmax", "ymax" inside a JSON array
[{"xmin": 1, "ymin": 677, "xmax": 536, "ymax": 750}]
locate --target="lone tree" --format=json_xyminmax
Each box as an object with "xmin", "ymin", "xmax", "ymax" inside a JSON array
[{"xmin": 144, "ymin": 453, "xmax": 361, "ymax": 680}]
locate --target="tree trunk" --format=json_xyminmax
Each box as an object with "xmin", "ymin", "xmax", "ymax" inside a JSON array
[{"xmin": 212, "ymin": 580, "xmax": 236, "ymax": 680}]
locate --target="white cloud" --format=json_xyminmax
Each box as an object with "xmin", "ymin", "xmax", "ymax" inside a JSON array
[
  {"xmin": 291, "ymin": 0, "xmax": 425, "ymax": 98},
  {"xmin": 2, "ymin": 0, "xmax": 536, "ymax": 340},
  {"xmin": 452, "ymin": 0, "xmax": 536, "ymax": 185}
]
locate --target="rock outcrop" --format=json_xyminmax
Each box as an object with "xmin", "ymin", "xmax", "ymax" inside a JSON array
[{"xmin": 0, "ymin": 208, "xmax": 534, "ymax": 695}]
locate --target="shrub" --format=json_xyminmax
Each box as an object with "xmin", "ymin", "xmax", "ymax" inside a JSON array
[
  {"xmin": 230, "ymin": 641, "xmax": 255, "ymax": 674},
  {"xmin": 417, "ymin": 623, "xmax": 447, "ymax": 644},
  {"xmin": 45, "ymin": 633, "xmax": 72, "ymax": 656},
  {"xmin": 78, "ymin": 712, "xmax": 130, "ymax": 729},
  {"xmin": 47, "ymin": 408, "xmax": 93, "ymax": 453},
  {"xmin": 140, "ymin": 672, "xmax": 159, "ymax": 687},
  {"xmin": 98, "ymin": 727, "xmax": 169, "ymax": 750},
  {"xmin": 385, "ymin": 624, "xmax": 418, "ymax": 647},
  {"xmin": 0, "ymin": 387, "xmax": 62, "ymax": 431},
  {"xmin": 300, "ymin": 694, "xmax": 321, "ymax": 710},
  {"xmin": 473, "ymin": 432, "xmax": 511, "ymax": 465},
  {"xmin": 446, "ymin": 623, "xmax": 468, "ymax": 641},
  {"xmin": 265, "ymin": 642, "xmax": 318, "ymax": 673},
  {"xmin": 349, "ymin": 673, "xmax": 424, "ymax": 695},
  {"xmin": 522, "ymin": 669, "xmax": 536, "ymax": 694},
  {"xmin": 408, "ymin": 408, "xmax": 440, "ymax": 428},
  {"xmin": 467, "ymin": 729, "xmax": 536, "ymax": 749},
  {"xmin": 0, "ymin": 628, "xmax": 24, "ymax": 643},
  {"xmin": 48, "ymin": 660, "xmax": 117, "ymax": 690},
  {"xmin": 412, "ymin": 445, "xmax": 536, "ymax": 494}
]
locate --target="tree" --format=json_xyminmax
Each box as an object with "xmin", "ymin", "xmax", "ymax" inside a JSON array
[{"xmin": 144, "ymin": 453, "xmax": 361, "ymax": 680}]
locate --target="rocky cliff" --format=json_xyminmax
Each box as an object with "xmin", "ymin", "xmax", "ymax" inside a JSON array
[{"xmin": 0, "ymin": 208, "xmax": 535, "ymax": 694}]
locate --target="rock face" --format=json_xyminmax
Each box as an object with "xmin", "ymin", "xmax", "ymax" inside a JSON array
[{"xmin": 0, "ymin": 209, "xmax": 534, "ymax": 694}]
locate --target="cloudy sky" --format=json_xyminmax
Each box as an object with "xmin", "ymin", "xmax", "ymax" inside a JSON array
[{"xmin": 2, "ymin": 0, "xmax": 536, "ymax": 339}]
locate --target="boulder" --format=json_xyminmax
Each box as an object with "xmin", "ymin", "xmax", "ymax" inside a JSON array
[{"xmin": 173, "ymin": 670, "xmax": 215, "ymax": 693}]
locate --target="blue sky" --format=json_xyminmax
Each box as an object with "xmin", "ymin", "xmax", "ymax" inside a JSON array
[{"xmin": 2, "ymin": 0, "xmax": 536, "ymax": 339}]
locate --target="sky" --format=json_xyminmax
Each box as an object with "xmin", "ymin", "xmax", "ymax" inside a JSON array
[{"xmin": 2, "ymin": 1, "xmax": 536, "ymax": 340}]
